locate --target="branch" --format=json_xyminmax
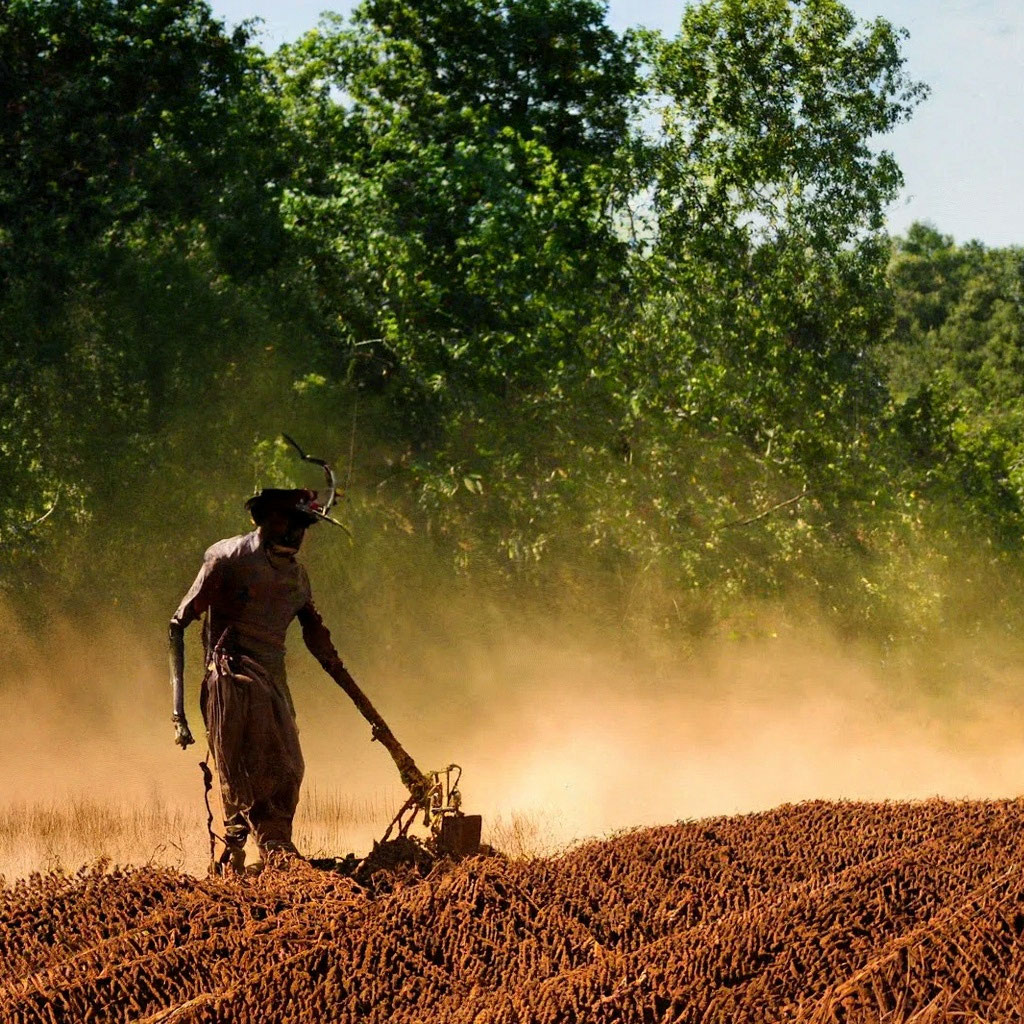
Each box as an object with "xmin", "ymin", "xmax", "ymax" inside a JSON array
[
  {"xmin": 25, "ymin": 489, "xmax": 60, "ymax": 530},
  {"xmin": 720, "ymin": 487, "xmax": 809, "ymax": 530}
]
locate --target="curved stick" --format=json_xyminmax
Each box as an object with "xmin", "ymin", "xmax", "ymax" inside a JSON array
[
  {"xmin": 23, "ymin": 489, "xmax": 60, "ymax": 531},
  {"xmin": 282, "ymin": 433, "xmax": 337, "ymax": 513}
]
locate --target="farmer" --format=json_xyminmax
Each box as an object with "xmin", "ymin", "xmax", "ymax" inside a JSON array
[{"xmin": 168, "ymin": 486, "xmax": 352, "ymax": 873}]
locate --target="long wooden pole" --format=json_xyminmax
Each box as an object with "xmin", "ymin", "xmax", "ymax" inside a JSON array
[{"xmin": 326, "ymin": 661, "xmax": 431, "ymax": 802}]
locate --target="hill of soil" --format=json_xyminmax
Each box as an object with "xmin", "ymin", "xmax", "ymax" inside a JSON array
[{"xmin": 2, "ymin": 799, "xmax": 1024, "ymax": 1023}]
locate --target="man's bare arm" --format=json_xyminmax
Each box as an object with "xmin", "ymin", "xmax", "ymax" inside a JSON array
[
  {"xmin": 169, "ymin": 620, "xmax": 195, "ymax": 749},
  {"xmin": 298, "ymin": 601, "xmax": 430, "ymax": 799},
  {"xmin": 297, "ymin": 599, "xmax": 341, "ymax": 669},
  {"xmin": 168, "ymin": 554, "xmax": 221, "ymax": 749}
]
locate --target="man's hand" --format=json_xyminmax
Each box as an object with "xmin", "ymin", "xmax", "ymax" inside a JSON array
[{"xmin": 172, "ymin": 714, "xmax": 195, "ymax": 749}]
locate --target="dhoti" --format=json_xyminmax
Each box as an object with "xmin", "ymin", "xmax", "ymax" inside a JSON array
[{"xmin": 200, "ymin": 642, "xmax": 305, "ymax": 855}]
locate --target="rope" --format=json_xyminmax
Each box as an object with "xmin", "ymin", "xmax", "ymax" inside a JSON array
[{"xmin": 199, "ymin": 753, "xmax": 225, "ymax": 866}]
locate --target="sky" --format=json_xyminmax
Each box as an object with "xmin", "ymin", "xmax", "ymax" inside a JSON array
[{"xmin": 208, "ymin": 0, "xmax": 1024, "ymax": 247}]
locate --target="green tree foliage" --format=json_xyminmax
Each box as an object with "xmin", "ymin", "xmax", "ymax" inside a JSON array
[
  {"xmin": 634, "ymin": 0, "xmax": 924, "ymax": 465},
  {"xmin": 271, "ymin": 0, "xmax": 641, "ymax": 393},
  {"xmin": 881, "ymin": 224, "xmax": 1024, "ymax": 542},
  {"xmin": 561, "ymin": 0, "xmax": 929, "ymax": 618},
  {"xmin": 0, "ymin": 0, "xmax": 281, "ymax": 286},
  {"xmin": 6, "ymin": 0, "xmax": 1023, "ymax": 645},
  {"xmin": 650, "ymin": 0, "xmax": 923, "ymax": 249},
  {"xmin": 0, "ymin": 0, "xmax": 287, "ymax": 588},
  {"xmin": 887, "ymin": 224, "xmax": 1024, "ymax": 411}
]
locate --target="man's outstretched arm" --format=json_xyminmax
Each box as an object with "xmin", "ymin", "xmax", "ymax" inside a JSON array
[
  {"xmin": 298, "ymin": 600, "xmax": 430, "ymax": 800},
  {"xmin": 297, "ymin": 599, "xmax": 343, "ymax": 672}
]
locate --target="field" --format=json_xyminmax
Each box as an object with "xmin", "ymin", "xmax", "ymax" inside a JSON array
[
  {"xmin": 0, "ymin": 789, "xmax": 400, "ymax": 882},
  {"xmin": 3, "ymin": 799, "xmax": 1024, "ymax": 1023}
]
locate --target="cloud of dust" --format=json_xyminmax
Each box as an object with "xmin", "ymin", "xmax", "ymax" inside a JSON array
[
  {"xmin": 5, "ymin": 585, "xmax": 1024, "ymax": 868},
  {"xmin": 0, "ymin": 604, "xmax": 198, "ymax": 809},
  {"xmin": 446, "ymin": 631, "xmax": 1024, "ymax": 845}
]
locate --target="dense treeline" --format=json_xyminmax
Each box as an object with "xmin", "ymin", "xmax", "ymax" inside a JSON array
[{"xmin": 1, "ymin": 0, "xmax": 1021, "ymax": 645}]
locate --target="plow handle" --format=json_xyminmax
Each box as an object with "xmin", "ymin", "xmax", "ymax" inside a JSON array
[{"xmin": 326, "ymin": 660, "xmax": 431, "ymax": 802}]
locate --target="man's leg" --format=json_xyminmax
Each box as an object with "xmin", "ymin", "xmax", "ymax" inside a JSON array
[
  {"xmin": 249, "ymin": 777, "xmax": 302, "ymax": 860},
  {"xmin": 218, "ymin": 788, "xmax": 250, "ymax": 874},
  {"xmin": 224, "ymin": 813, "xmax": 249, "ymax": 873},
  {"xmin": 202, "ymin": 668, "xmax": 250, "ymax": 874},
  {"xmin": 231, "ymin": 659, "xmax": 304, "ymax": 863}
]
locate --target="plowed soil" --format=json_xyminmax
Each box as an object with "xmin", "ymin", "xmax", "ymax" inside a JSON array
[{"xmin": 3, "ymin": 799, "xmax": 1024, "ymax": 1023}]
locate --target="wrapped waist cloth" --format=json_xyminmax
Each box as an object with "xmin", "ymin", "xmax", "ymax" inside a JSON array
[{"xmin": 200, "ymin": 641, "xmax": 303, "ymax": 819}]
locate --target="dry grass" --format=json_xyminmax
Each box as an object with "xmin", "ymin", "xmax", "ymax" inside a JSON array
[
  {"xmin": 0, "ymin": 798, "xmax": 198, "ymax": 879},
  {"xmin": 0, "ymin": 789, "xmax": 547, "ymax": 879},
  {"xmin": 0, "ymin": 787, "xmax": 397, "ymax": 880},
  {"xmin": 482, "ymin": 810, "xmax": 561, "ymax": 860}
]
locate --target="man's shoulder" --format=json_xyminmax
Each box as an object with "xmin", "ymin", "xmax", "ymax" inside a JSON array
[{"xmin": 203, "ymin": 531, "xmax": 261, "ymax": 565}]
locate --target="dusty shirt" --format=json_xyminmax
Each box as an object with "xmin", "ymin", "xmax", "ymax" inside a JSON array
[{"xmin": 171, "ymin": 531, "xmax": 335, "ymax": 663}]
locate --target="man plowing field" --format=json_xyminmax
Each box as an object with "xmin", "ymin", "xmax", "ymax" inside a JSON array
[
  {"xmin": 168, "ymin": 480, "xmax": 354, "ymax": 872},
  {"xmin": 168, "ymin": 437, "xmax": 480, "ymax": 875}
]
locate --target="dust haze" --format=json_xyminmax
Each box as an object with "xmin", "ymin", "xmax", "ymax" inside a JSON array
[{"xmin": 4, "ymin": 563, "xmax": 1024, "ymax": 875}]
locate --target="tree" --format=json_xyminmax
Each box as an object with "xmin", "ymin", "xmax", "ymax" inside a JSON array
[
  {"xmin": 648, "ymin": 0, "xmax": 925, "ymax": 252},
  {"xmin": 0, "ymin": 0, "xmax": 283, "ymax": 576},
  {"xmin": 271, "ymin": 0, "xmax": 642, "ymax": 396},
  {"xmin": 880, "ymin": 225, "xmax": 1024, "ymax": 543},
  {"xmin": 625, "ymin": 0, "xmax": 927, "ymax": 496},
  {"xmin": 0, "ymin": 0, "xmax": 280, "ymax": 289}
]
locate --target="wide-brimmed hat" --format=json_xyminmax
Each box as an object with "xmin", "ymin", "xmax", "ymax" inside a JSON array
[
  {"xmin": 244, "ymin": 435, "xmax": 350, "ymax": 534},
  {"xmin": 245, "ymin": 488, "xmax": 325, "ymax": 527}
]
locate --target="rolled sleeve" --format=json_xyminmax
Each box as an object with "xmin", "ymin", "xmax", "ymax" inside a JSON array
[{"xmin": 170, "ymin": 556, "xmax": 222, "ymax": 629}]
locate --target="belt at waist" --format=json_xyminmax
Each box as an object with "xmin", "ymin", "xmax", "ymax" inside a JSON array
[{"xmin": 208, "ymin": 619, "xmax": 287, "ymax": 653}]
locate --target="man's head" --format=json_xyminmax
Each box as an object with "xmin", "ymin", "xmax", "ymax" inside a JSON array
[{"xmin": 245, "ymin": 489, "xmax": 319, "ymax": 555}]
